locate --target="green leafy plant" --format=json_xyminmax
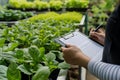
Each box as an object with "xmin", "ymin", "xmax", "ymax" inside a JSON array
[
  {"xmin": 34, "ymin": 1, "xmax": 49, "ymax": 10},
  {"xmin": 0, "ymin": 45, "xmax": 64, "ymax": 79},
  {"xmin": 0, "ymin": 9, "xmax": 34, "ymax": 21},
  {"xmin": 0, "ymin": 11, "xmax": 82, "ymax": 80},
  {"xmin": 8, "ymin": 0, "xmax": 36, "ymax": 10},
  {"xmin": 88, "ymin": 0, "xmax": 117, "ymax": 29},
  {"xmin": 8, "ymin": 0, "xmax": 89, "ymax": 11},
  {"xmin": 29, "ymin": 11, "xmax": 82, "ymax": 23},
  {"xmin": 65, "ymin": 0, "xmax": 89, "ymax": 9},
  {"xmin": 0, "ymin": 45, "xmax": 70, "ymax": 80},
  {"xmin": 0, "ymin": 65, "xmax": 8, "ymax": 80},
  {"xmin": 7, "ymin": 62, "xmax": 21, "ymax": 80},
  {"xmin": 8, "ymin": 0, "xmax": 47, "ymax": 10},
  {"xmin": 49, "ymin": 0, "xmax": 63, "ymax": 11}
]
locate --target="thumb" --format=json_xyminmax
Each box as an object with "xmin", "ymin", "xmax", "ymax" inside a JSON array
[{"xmin": 94, "ymin": 32, "xmax": 101, "ymax": 36}]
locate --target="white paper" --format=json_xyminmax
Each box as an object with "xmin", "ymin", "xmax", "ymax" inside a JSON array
[{"xmin": 59, "ymin": 31, "xmax": 103, "ymax": 59}]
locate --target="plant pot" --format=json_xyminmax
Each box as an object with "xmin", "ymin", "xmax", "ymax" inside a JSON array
[{"xmin": 49, "ymin": 69, "xmax": 60, "ymax": 80}]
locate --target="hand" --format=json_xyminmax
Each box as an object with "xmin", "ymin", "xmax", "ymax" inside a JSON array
[
  {"xmin": 89, "ymin": 28, "xmax": 105, "ymax": 45},
  {"xmin": 61, "ymin": 44, "xmax": 90, "ymax": 69}
]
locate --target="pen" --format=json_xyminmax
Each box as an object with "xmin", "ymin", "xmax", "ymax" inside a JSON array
[{"xmin": 94, "ymin": 23, "xmax": 103, "ymax": 32}]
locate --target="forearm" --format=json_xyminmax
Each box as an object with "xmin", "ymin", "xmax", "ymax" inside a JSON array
[
  {"xmin": 77, "ymin": 53, "xmax": 91, "ymax": 69},
  {"xmin": 88, "ymin": 60, "xmax": 120, "ymax": 80}
]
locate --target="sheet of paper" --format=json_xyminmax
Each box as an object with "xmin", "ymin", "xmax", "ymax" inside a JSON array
[{"xmin": 59, "ymin": 31, "xmax": 103, "ymax": 59}]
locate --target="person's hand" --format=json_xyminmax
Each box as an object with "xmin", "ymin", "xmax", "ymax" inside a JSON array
[
  {"xmin": 89, "ymin": 28, "xmax": 105, "ymax": 45},
  {"xmin": 61, "ymin": 44, "xmax": 90, "ymax": 69}
]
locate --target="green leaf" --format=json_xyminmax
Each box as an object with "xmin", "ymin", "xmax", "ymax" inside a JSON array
[
  {"xmin": 15, "ymin": 49, "xmax": 24, "ymax": 59},
  {"xmin": 2, "ymin": 51, "xmax": 17, "ymax": 62},
  {"xmin": 8, "ymin": 42, "xmax": 19, "ymax": 50},
  {"xmin": 50, "ymin": 50, "xmax": 64, "ymax": 60},
  {"xmin": 4, "ymin": 42, "xmax": 19, "ymax": 51},
  {"xmin": 0, "ymin": 65, "xmax": 8, "ymax": 80},
  {"xmin": 32, "ymin": 39, "xmax": 41, "ymax": 47},
  {"xmin": 0, "ymin": 48, "xmax": 2, "ymax": 60},
  {"xmin": 45, "ymin": 52, "xmax": 56, "ymax": 62},
  {"xmin": 17, "ymin": 64, "xmax": 32, "ymax": 75},
  {"xmin": 0, "ymin": 38, "xmax": 5, "ymax": 47},
  {"xmin": 7, "ymin": 62, "xmax": 21, "ymax": 80},
  {"xmin": 32, "ymin": 66, "xmax": 50, "ymax": 80},
  {"xmin": 2, "ymin": 29, "xmax": 8, "ymax": 37},
  {"xmin": 39, "ymin": 47, "xmax": 45, "ymax": 58},
  {"xmin": 28, "ymin": 46, "xmax": 41, "ymax": 63},
  {"xmin": 58, "ymin": 61, "xmax": 70, "ymax": 69}
]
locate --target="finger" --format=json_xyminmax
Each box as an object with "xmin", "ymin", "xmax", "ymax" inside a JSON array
[
  {"xmin": 90, "ymin": 33, "xmax": 99, "ymax": 40},
  {"xmin": 66, "ymin": 44, "xmax": 73, "ymax": 47},
  {"xmin": 89, "ymin": 29, "xmax": 95, "ymax": 36},
  {"xmin": 91, "ymin": 28, "xmax": 95, "ymax": 31},
  {"xmin": 93, "ymin": 32, "xmax": 102, "ymax": 36},
  {"xmin": 90, "ymin": 28, "xmax": 95, "ymax": 33},
  {"xmin": 89, "ymin": 31, "xmax": 95, "ymax": 37},
  {"xmin": 92, "ymin": 36, "xmax": 98, "ymax": 40}
]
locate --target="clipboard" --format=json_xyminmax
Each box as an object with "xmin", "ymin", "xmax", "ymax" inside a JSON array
[{"xmin": 54, "ymin": 30, "xmax": 103, "ymax": 59}]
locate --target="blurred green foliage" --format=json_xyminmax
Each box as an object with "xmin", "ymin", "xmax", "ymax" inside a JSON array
[{"xmin": 88, "ymin": 0, "xmax": 119, "ymax": 30}]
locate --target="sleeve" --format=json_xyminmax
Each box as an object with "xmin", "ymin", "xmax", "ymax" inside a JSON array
[{"xmin": 88, "ymin": 60, "xmax": 120, "ymax": 80}]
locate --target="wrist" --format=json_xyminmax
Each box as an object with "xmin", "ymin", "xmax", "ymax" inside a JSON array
[
  {"xmin": 78, "ymin": 54, "xmax": 91, "ymax": 69},
  {"xmin": 83, "ymin": 56, "xmax": 91, "ymax": 69}
]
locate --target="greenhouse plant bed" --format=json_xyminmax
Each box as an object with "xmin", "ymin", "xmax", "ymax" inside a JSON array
[{"xmin": 0, "ymin": 11, "xmax": 86, "ymax": 80}]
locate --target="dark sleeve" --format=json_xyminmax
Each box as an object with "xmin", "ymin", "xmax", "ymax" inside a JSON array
[{"xmin": 102, "ymin": 5, "xmax": 120, "ymax": 64}]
